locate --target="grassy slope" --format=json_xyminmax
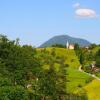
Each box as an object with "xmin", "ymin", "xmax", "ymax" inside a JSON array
[
  {"xmin": 38, "ymin": 47, "xmax": 100, "ymax": 99},
  {"xmin": 44, "ymin": 47, "xmax": 80, "ymax": 69},
  {"xmin": 84, "ymin": 79, "xmax": 100, "ymax": 100},
  {"xmin": 47, "ymin": 48, "xmax": 93, "ymax": 94},
  {"xmin": 67, "ymin": 67, "xmax": 92, "ymax": 93},
  {"xmin": 38, "ymin": 48, "xmax": 92, "ymax": 94}
]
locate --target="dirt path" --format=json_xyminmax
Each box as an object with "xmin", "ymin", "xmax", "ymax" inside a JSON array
[{"xmin": 78, "ymin": 66, "xmax": 100, "ymax": 81}]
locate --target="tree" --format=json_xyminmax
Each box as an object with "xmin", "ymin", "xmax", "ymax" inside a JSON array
[
  {"xmin": 80, "ymin": 52, "xmax": 85, "ymax": 65},
  {"xmin": 95, "ymin": 49, "xmax": 100, "ymax": 67},
  {"xmin": 55, "ymin": 56, "xmax": 68, "ymax": 100},
  {"xmin": 89, "ymin": 44, "xmax": 97, "ymax": 49},
  {"xmin": 52, "ymin": 44, "xmax": 66, "ymax": 48},
  {"xmin": 74, "ymin": 44, "xmax": 82, "ymax": 60},
  {"xmin": 0, "ymin": 86, "xmax": 29, "ymax": 100},
  {"xmin": 51, "ymin": 48, "xmax": 56, "ymax": 56},
  {"xmin": 38, "ymin": 67, "xmax": 58, "ymax": 100},
  {"xmin": 74, "ymin": 43, "xmax": 80, "ymax": 51}
]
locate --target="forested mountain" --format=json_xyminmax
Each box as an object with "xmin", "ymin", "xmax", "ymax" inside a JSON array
[{"xmin": 40, "ymin": 35, "xmax": 91, "ymax": 47}]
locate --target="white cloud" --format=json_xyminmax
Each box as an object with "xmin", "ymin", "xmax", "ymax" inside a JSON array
[
  {"xmin": 73, "ymin": 3, "xmax": 98, "ymax": 18},
  {"xmin": 75, "ymin": 8, "xmax": 96, "ymax": 18}
]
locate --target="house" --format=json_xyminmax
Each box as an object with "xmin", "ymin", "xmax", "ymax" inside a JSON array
[
  {"xmin": 92, "ymin": 67, "xmax": 100, "ymax": 73},
  {"xmin": 66, "ymin": 41, "xmax": 74, "ymax": 50},
  {"xmin": 69, "ymin": 44, "xmax": 74, "ymax": 49},
  {"xmin": 85, "ymin": 46, "xmax": 89, "ymax": 49},
  {"xmin": 90, "ymin": 62, "xmax": 100, "ymax": 72}
]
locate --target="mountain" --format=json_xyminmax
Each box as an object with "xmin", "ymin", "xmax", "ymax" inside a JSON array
[{"xmin": 40, "ymin": 35, "xmax": 91, "ymax": 47}]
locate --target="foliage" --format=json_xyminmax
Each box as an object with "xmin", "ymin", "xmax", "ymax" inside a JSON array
[
  {"xmin": 95, "ymin": 49, "xmax": 100, "ymax": 67},
  {"xmin": 0, "ymin": 86, "xmax": 29, "ymax": 100},
  {"xmin": 0, "ymin": 35, "xmax": 89, "ymax": 100},
  {"xmin": 52, "ymin": 44, "xmax": 66, "ymax": 48}
]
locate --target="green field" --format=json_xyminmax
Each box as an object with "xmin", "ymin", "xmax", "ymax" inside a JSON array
[
  {"xmin": 38, "ymin": 47, "xmax": 80, "ymax": 69},
  {"xmin": 84, "ymin": 79, "xmax": 100, "ymax": 100},
  {"xmin": 67, "ymin": 67, "xmax": 92, "ymax": 93}
]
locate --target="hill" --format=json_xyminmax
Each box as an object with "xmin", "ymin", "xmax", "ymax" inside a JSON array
[
  {"xmin": 37, "ymin": 47, "xmax": 80, "ymax": 69},
  {"xmin": 37, "ymin": 48, "xmax": 93, "ymax": 94},
  {"xmin": 38, "ymin": 47, "xmax": 100, "ymax": 99},
  {"xmin": 40, "ymin": 35, "xmax": 91, "ymax": 47}
]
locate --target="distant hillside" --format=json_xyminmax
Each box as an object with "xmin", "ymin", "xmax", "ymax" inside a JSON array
[{"xmin": 40, "ymin": 35, "xmax": 91, "ymax": 47}]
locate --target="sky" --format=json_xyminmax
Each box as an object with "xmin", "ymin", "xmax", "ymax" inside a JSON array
[{"xmin": 0, "ymin": 0, "xmax": 100, "ymax": 46}]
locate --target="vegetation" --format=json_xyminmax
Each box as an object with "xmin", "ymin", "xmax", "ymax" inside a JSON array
[
  {"xmin": 0, "ymin": 35, "xmax": 89, "ymax": 100},
  {"xmin": 52, "ymin": 44, "xmax": 66, "ymax": 48},
  {"xmin": 84, "ymin": 79, "xmax": 100, "ymax": 100},
  {"xmin": 74, "ymin": 44, "xmax": 100, "ymax": 99},
  {"xmin": 67, "ymin": 67, "xmax": 93, "ymax": 93},
  {"xmin": 95, "ymin": 49, "xmax": 100, "ymax": 68},
  {"xmin": 0, "ymin": 34, "xmax": 100, "ymax": 99}
]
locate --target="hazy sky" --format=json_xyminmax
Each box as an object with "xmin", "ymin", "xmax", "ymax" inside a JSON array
[{"xmin": 0, "ymin": 0, "xmax": 100, "ymax": 46}]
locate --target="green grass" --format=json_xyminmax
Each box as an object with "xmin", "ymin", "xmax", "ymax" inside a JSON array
[
  {"xmin": 67, "ymin": 67, "xmax": 92, "ymax": 93},
  {"xmin": 95, "ymin": 72, "xmax": 100, "ymax": 78},
  {"xmin": 84, "ymin": 79, "xmax": 100, "ymax": 100},
  {"xmin": 45, "ymin": 47, "xmax": 80, "ymax": 69}
]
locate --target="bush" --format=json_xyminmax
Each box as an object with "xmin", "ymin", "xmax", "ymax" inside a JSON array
[
  {"xmin": 85, "ymin": 77, "xmax": 93, "ymax": 84},
  {"xmin": 0, "ymin": 86, "xmax": 29, "ymax": 100}
]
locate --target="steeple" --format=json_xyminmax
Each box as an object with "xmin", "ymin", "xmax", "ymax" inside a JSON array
[{"xmin": 66, "ymin": 41, "xmax": 69, "ymax": 49}]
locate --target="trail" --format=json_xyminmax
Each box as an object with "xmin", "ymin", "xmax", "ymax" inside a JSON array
[{"xmin": 78, "ymin": 66, "xmax": 100, "ymax": 81}]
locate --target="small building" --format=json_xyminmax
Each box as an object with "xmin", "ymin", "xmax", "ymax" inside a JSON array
[
  {"xmin": 69, "ymin": 44, "xmax": 74, "ymax": 49},
  {"xmin": 66, "ymin": 41, "xmax": 74, "ymax": 50},
  {"xmin": 90, "ymin": 62, "xmax": 100, "ymax": 73},
  {"xmin": 85, "ymin": 46, "xmax": 89, "ymax": 49}
]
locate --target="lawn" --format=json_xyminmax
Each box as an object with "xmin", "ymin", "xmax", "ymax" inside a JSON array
[
  {"xmin": 84, "ymin": 79, "xmax": 100, "ymax": 100},
  {"xmin": 67, "ymin": 67, "xmax": 92, "ymax": 93}
]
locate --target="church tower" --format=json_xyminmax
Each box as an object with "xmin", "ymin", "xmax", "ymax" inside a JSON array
[{"xmin": 66, "ymin": 41, "xmax": 69, "ymax": 49}]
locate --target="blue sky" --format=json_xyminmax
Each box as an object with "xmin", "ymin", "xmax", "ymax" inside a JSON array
[{"xmin": 0, "ymin": 0, "xmax": 100, "ymax": 46}]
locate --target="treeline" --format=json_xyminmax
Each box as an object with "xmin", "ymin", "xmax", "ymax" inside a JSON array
[
  {"xmin": 74, "ymin": 43, "xmax": 100, "ymax": 72},
  {"xmin": 0, "ymin": 35, "xmax": 87, "ymax": 100},
  {"xmin": 52, "ymin": 44, "xmax": 66, "ymax": 48}
]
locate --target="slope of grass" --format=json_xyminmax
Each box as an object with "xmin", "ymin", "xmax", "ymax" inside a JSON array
[
  {"xmin": 47, "ymin": 48, "xmax": 93, "ymax": 94},
  {"xmin": 67, "ymin": 67, "xmax": 92, "ymax": 93},
  {"xmin": 43, "ymin": 47, "xmax": 80, "ymax": 69},
  {"xmin": 84, "ymin": 79, "xmax": 100, "ymax": 100},
  {"xmin": 38, "ymin": 47, "xmax": 96, "ymax": 97}
]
